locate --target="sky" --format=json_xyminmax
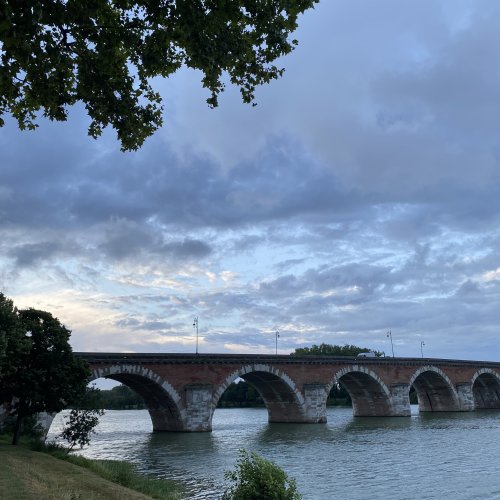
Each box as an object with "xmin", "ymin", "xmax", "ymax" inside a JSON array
[{"xmin": 2, "ymin": 0, "xmax": 500, "ymax": 362}]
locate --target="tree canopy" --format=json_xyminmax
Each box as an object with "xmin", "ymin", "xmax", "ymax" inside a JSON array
[
  {"xmin": 0, "ymin": 296, "xmax": 90, "ymax": 444},
  {"xmin": 1, "ymin": 0, "xmax": 318, "ymax": 150},
  {"xmin": 0, "ymin": 294, "xmax": 28, "ymax": 403},
  {"xmin": 291, "ymin": 343, "xmax": 384, "ymax": 357}
]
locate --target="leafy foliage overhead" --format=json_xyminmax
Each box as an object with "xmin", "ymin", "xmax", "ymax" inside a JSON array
[{"xmin": 0, "ymin": 0, "xmax": 318, "ymax": 150}]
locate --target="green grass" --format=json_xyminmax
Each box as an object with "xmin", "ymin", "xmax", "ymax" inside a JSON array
[
  {"xmin": 62, "ymin": 455, "xmax": 184, "ymax": 499},
  {"xmin": 0, "ymin": 438, "xmax": 185, "ymax": 500}
]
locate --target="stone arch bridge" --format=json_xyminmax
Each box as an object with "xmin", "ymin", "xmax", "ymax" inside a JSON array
[{"xmin": 73, "ymin": 353, "xmax": 500, "ymax": 432}]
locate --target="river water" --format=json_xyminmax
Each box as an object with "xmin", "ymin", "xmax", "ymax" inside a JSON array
[{"xmin": 47, "ymin": 407, "xmax": 500, "ymax": 499}]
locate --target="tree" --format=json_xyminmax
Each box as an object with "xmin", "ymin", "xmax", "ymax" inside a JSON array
[
  {"xmin": 291, "ymin": 343, "xmax": 384, "ymax": 357},
  {"xmin": 1, "ymin": 306, "xmax": 90, "ymax": 445},
  {"xmin": 223, "ymin": 449, "xmax": 302, "ymax": 500},
  {"xmin": 0, "ymin": 293, "xmax": 29, "ymax": 434},
  {"xmin": 1, "ymin": 1, "xmax": 318, "ymax": 151},
  {"xmin": 0, "ymin": 294, "xmax": 27, "ymax": 392}
]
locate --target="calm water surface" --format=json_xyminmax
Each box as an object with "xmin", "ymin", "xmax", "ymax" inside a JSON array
[{"xmin": 48, "ymin": 407, "xmax": 500, "ymax": 499}]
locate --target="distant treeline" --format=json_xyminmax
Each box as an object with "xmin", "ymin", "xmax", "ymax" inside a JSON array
[
  {"xmin": 218, "ymin": 381, "xmax": 354, "ymax": 407},
  {"xmin": 97, "ymin": 382, "xmax": 417, "ymax": 410},
  {"xmin": 218, "ymin": 381, "xmax": 264, "ymax": 408},
  {"xmin": 95, "ymin": 385, "xmax": 146, "ymax": 410},
  {"xmin": 96, "ymin": 381, "xmax": 354, "ymax": 409}
]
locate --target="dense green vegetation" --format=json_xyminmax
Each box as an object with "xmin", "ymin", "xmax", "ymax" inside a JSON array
[
  {"xmin": 218, "ymin": 381, "xmax": 264, "ymax": 408},
  {"xmin": 95, "ymin": 384, "xmax": 147, "ymax": 410},
  {"xmin": 292, "ymin": 343, "xmax": 384, "ymax": 357},
  {"xmin": 0, "ymin": 294, "xmax": 90, "ymax": 444}
]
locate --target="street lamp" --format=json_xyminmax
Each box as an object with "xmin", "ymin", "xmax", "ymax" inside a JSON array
[
  {"xmin": 193, "ymin": 316, "xmax": 199, "ymax": 355},
  {"xmin": 420, "ymin": 341, "xmax": 425, "ymax": 359},
  {"xmin": 275, "ymin": 330, "xmax": 280, "ymax": 355},
  {"xmin": 387, "ymin": 330, "xmax": 394, "ymax": 358}
]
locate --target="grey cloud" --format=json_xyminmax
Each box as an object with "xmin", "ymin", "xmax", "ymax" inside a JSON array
[
  {"xmin": 1, "ymin": 119, "xmax": 365, "ymax": 233},
  {"xmin": 6, "ymin": 238, "xmax": 84, "ymax": 268},
  {"xmin": 455, "ymin": 279, "xmax": 483, "ymax": 300},
  {"xmin": 98, "ymin": 219, "xmax": 157, "ymax": 260},
  {"xmin": 259, "ymin": 275, "xmax": 301, "ymax": 298},
  {"xmin": 259, "ymin": 263, "xmax": 394, "ymax": 301},
  {"xmin": 274, "ymin": 258, "xmax": 306, "ymax": 273},
  {"xmin": 97, "ymin": 218, "xmax": 212, "ymax": 262},
  {"xmin": 9, "ymin": 241, "xmax": 62, "ymax": 267},
  {"xmin": 163, "ymin": 239, "xmax": 212, "ymax": 260},
  {"xmin": 115, "ymin": 317, "xmax": 174, "ymax": 332},
  {"xmin": 205, "ymin": 327, "xmax": 273, "ymax": 349}
]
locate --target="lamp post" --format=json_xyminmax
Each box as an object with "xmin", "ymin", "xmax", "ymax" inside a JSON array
[
  {"xmin": 275, "ymin": 330, "xmax": 280, "ymax": 355},
  {"xmin": 387, "ymin": 330, "xmax": 394, "ymax": 358},
  {"xmin": 193, "ymin": 316, "xmax": 199, "ymax": 355},
  {"xmin": 420, "ymin": 341, "xmax": 425, "ymax": 359}
]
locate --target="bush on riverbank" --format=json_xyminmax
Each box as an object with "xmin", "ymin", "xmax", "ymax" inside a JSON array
[{"xmin": 223, "ymin": 449, "xmax": 302, "ymax": 500}]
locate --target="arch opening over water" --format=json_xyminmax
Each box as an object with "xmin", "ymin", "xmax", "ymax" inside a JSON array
[
  {"xmin": 214, "ymin": 365, "xmax": 306, "ymax": 423},
  {"xmin": 91, "ymin": 365, "xmax": 184, "ymax": 431},
  {"xmin": 332, "ymin": 368, "xmax": 392, "ymax": 417},
  {"xmin": 472, "ymin": 369, "xmax": 500, "ymax": 409},
  {"xmin": 216, "ymin": 379, "xmax": 264, "ymax": 409},
  {"xmin": 409, "ymin": 367, "xmax": 460, "ymax": 412}
]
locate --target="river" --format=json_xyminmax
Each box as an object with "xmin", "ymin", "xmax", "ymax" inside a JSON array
[{"xmin": 47, "ymin": 407, "xmax": 500, "ymax": 499}]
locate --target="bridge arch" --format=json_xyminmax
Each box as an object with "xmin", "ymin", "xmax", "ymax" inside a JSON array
[
  {"xmin": 471, "ymin": 368, "xmax": 500, "ymax": 409},
  {"xmin": 329, "ymin": 366, "xmax": 393, "ymax": 417},
  {"xmin": 91, "ymin": 364, "xmax": 186, "ymax": 431},
  {"xmin": 409, "ymin": 365, "xmax": 460, "ymax": 412},
  {"xmin": 213, "ymin": 364, "xmax": 307, "ymax": 423}
]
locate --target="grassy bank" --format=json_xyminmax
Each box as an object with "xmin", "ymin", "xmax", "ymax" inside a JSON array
[{"xmin": 0, "ymin": 440, "xmax": 184, "ymax": 500}]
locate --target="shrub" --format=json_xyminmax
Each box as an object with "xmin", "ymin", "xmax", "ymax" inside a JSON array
[
  {"xmin": 60, "ymin": 407, "xmax": 104, "ymax": 452},
  {"xmin": 223, "ymin": 450, "xmax": 302, "ymax": 500}
]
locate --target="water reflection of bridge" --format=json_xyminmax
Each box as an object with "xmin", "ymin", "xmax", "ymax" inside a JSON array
[{"xmin": 74, "ymin": 353, "xmax": 500, "ymax": 432}]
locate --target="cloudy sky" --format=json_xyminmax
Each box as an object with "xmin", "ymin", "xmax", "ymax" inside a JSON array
[{"xmin": 2, "ymin": 0, "xmax": 500, "ymax": 361}]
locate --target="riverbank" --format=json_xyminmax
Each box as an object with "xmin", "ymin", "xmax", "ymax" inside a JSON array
[{"xmin": 0, "ymin": 439, "xmax": 184, "ymax": 500}]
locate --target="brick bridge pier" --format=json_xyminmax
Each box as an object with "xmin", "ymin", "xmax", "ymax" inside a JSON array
[{"xmin": 65, "ymin": 353, "xmax": 500, "ymax": 433}]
